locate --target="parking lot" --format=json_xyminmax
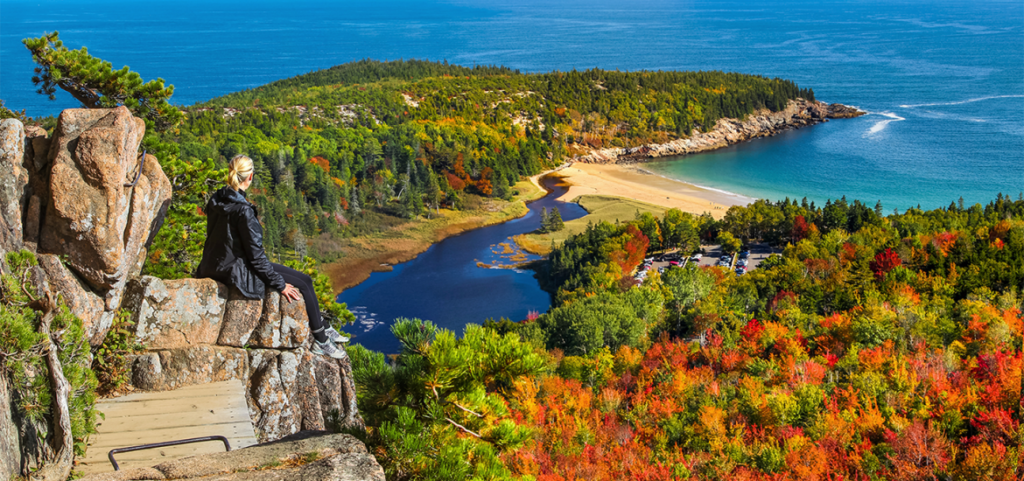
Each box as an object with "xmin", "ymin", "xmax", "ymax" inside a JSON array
[{"xmin": 637, "ymin": 242, "xmax": 779, "ymax": 283}]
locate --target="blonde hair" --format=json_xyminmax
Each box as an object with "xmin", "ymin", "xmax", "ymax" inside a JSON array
[{"xmin": 227, "ymin": 155, "xmax": 254, "ymax": 190}]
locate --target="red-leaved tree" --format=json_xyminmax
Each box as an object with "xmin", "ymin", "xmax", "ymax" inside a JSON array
[
  {"xmin": 792, "ymin": 215, "xmax": 809, "ymax": 242},
  {"xmin": 869, "ymin": 248, "xmax": 902, "ymax": 280}
]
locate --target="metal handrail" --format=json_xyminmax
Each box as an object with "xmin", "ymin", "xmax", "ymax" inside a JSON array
[
  {"xmin": 125, "ymin": 149, "xmax": 147, "ymax": 187},
  {"xmin": 107, "ymin": 435, "xmax": 231, "ymax": 471}
]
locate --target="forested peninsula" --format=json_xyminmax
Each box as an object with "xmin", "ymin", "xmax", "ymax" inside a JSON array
[{"xmin": 142, "ymin": 59, "xmax": 833, "ymax": 287}]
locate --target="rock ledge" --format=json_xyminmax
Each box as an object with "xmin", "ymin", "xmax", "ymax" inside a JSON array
[{"xmin": 78, "ymin": 431, "xmax": 384, "ymax": 481}]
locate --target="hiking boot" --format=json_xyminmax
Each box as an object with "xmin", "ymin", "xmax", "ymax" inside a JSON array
[
  {"xmin": 312, "ymin": 338, "xmax": 347, "ymax": 360},
  {"xmin": 325, "ymin": 326, "xmax": 350, "ymax": 344}
]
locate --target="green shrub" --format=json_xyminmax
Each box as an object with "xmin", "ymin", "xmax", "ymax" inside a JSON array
[
  {"xmin": 93, "ymin": 309, "xmax": 144, "ymax": 396},
  {"xmin": 0, "ymin": 250, "xmax": 98, "ymax": 459}
]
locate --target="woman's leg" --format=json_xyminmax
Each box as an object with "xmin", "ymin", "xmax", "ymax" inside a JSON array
[{"xmin": 271, "ymin": 263, "xmax": 327, "ymax": 343}]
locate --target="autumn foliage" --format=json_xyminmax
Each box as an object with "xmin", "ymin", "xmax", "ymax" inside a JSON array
[
  {"xmin": 869, "ymin": 247, "xmax": 902, "ymax": 280},
  {"xmin": 356, "ymin": 196, "xmax": 1024, "ymax": 480}
]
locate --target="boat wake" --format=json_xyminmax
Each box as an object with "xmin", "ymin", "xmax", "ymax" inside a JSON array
[
  {"xmin": 864, "ymin": 112, "xmax": 905, "ymax": 136},
  {"xmin": 899, "ymin": 95, "xmax": 1024, "ymax": 109}
]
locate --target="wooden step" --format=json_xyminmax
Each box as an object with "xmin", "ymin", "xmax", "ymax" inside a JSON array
[{"xmin": 77, "ymin": 380, "xmax": 258, "ymax": 476}]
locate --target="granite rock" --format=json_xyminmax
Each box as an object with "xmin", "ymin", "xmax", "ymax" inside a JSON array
[
  {"xmin": 23, "ymin": 125, "xmax": 50, "ymax": 174},
  {"xmin": 130, "ymin": 345, "xmax": 249, "ymax": 391},
  {"xmin": 0, "ymin": 119, "xmax": 27, "ymax": 254},
  {"xmin": 40, "ymin": 107, "xmax": 171, "ymax": 290},
  {"xmin": 573, "ymin": 99, "xmax": 861, "ymax": 165},
  {"xmin": 216, "ymin": 287, "xmax": 263, "ymax": 347},
  {"xmin": 77, "ymin": 431, "xmax": 384, "ymax": 481},
  {"xmin": 315, "ymin": 355, "xmax": 365, "ymax": 431},
  {"xmin": 248, "ymin": 291, "xmax": 310, "ymax": 349},
  {"xmin": 123, "ymin": 276, "xmax": 228, "ymax": 349},
  {"xmin": 37, "ymin": 253, "xmax": 115, "ymax": 346},
  {"xmin": 246, "ymin": 349, "xmax": 300, "ymax": 442},
  {"xmin": 0, "ymin": 375, "xmax": 20, "ymax": 481}
]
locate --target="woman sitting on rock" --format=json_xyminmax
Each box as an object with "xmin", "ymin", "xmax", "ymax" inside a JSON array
[{"xmin": 197, "ymin": 154, "xmax": 347, "ymax": 359}]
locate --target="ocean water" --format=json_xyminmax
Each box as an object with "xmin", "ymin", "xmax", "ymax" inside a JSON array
[
  {"xmin": 2, "ymin": 0, "xmax": 1020, "ymax": 210},
  {"xmin": 2, "ymin": 0, "xmax": 1021, "ymax": 348}
]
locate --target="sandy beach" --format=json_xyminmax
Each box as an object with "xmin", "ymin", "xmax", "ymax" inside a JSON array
[{"xmin": 552, "ymin": 163, "xmax": 753, "ymax": 219}]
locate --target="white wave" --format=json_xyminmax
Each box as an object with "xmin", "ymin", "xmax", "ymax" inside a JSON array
[
  {"xmin": 865, "ymin": 112, "xmax": 905, "ymax": 136},
  {"xmin": 899, "ymin": 95, "xmax": 1024, "ymax": 109}
]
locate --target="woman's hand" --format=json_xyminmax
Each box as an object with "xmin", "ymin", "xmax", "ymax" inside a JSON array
[{"xmin": 281, "ymin": 283, "xmax": 302, "ymax": 302}]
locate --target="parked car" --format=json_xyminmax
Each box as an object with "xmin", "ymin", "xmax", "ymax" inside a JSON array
[
  {"xmin": 740, "ymin": 251, "xmax": 750, "ymax": 259},
  {"xmin": 735, "ymin": 267, "xmax": 746, "ymax": 276},
  {"xmin": 669, "ymin": 260, "xmax": 680, "ymax": 266},
  {"xmin": 690, "ymin": 253, "xmax": 703, "ymax": 261},
  {"xmin": 737, "ymin": 258, "xmax": 748, "ymax": 267}
]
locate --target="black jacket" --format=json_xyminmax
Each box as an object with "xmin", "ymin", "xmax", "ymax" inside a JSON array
[{"xmin": 196, "ymin": 187, "xmax": 286, "ymax": 299}]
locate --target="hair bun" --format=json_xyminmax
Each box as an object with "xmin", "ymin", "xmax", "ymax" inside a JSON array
[{"xmin": 227, "ymin": 155, "xmax": 254, "ymax": 190}]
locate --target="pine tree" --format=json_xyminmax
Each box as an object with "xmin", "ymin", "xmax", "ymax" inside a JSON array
[
  {"xmin": 875, "ymin": 200, "xmax": 884, "ymax": 217},
  {"xmin": 549, "ymin": 207, "xmax": 565, "ymax": 232},
  {"xmin": 23, "ymin": 32, "xmax": 184, "ymax": 130},
  {"xmin": 425, "ymin": 171, "xmax": 442, "ymax": 217},
  {"xmin": 540, "ymin": 207, "xmax": 550, "ymax": 232},
  {"xmin": 401, "ymin": 185, "xmax": 423, "ymax": 219},
  {"xmin": 348, "ymin": 319, "xmax": 544, "ymax": 480},
  {"xmin": 349, "ymin": 191, "xmax": 361, "ymax": 215}
]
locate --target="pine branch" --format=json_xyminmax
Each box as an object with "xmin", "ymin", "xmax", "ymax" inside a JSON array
[{"xmin": 444, "ymin": 417, "xmax": 481, "ymax": 438}]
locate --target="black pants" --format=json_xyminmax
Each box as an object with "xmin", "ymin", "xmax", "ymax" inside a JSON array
[{"xmin": 271, "ymin": 263, "xmax": 327, "ymax": 343}]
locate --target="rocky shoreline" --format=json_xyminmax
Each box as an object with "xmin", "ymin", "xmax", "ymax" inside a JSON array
[{"xmin": 571, "ymin": 99, "xmax": 865, "ymax": 164}]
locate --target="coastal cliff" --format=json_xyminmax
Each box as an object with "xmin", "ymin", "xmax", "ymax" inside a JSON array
[{"xmin": 572, "ymin": 99, "xmax": 864, "ymax": 164}]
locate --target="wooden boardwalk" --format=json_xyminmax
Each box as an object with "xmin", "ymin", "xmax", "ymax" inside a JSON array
[{"xmin": 77, "ymin": 380, "xmax": 258, "ymax": 476}]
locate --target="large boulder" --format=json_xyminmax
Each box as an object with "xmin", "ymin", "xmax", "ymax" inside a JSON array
[
  {"xmin": 123, "ymin": 276, "xmax": 228, "ymax": 349},
  {"xmin": 77, "ymin": 431, "xmax": 384, "ymax": 481},
  {"xmin": 40, "ymin": 107, "xmax": 171, "ymax": 291},
  {"xmin": 131, "ymin": 346, "xmax": 249, "ymax": 391},
  {"xmin": 37, "ymin": 253, "xmax": 115, "ymax": 346},
  {"xmin": 0, "ymin": 119, "xmax": 28, "ymax": 254}
]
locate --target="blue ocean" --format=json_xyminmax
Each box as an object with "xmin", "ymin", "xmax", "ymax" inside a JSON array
[
  {"xmin": 2, "ymin": 0, "xmax": 1021, "ymax": 350},
  {"xmin": 2, "ymin": 0, "xmax": 1021, "ymax": 209}
]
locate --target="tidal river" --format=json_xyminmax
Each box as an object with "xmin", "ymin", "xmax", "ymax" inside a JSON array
[{"xmin": 336, "ymin": 176, "xmax": 586, "ymax": 354}]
